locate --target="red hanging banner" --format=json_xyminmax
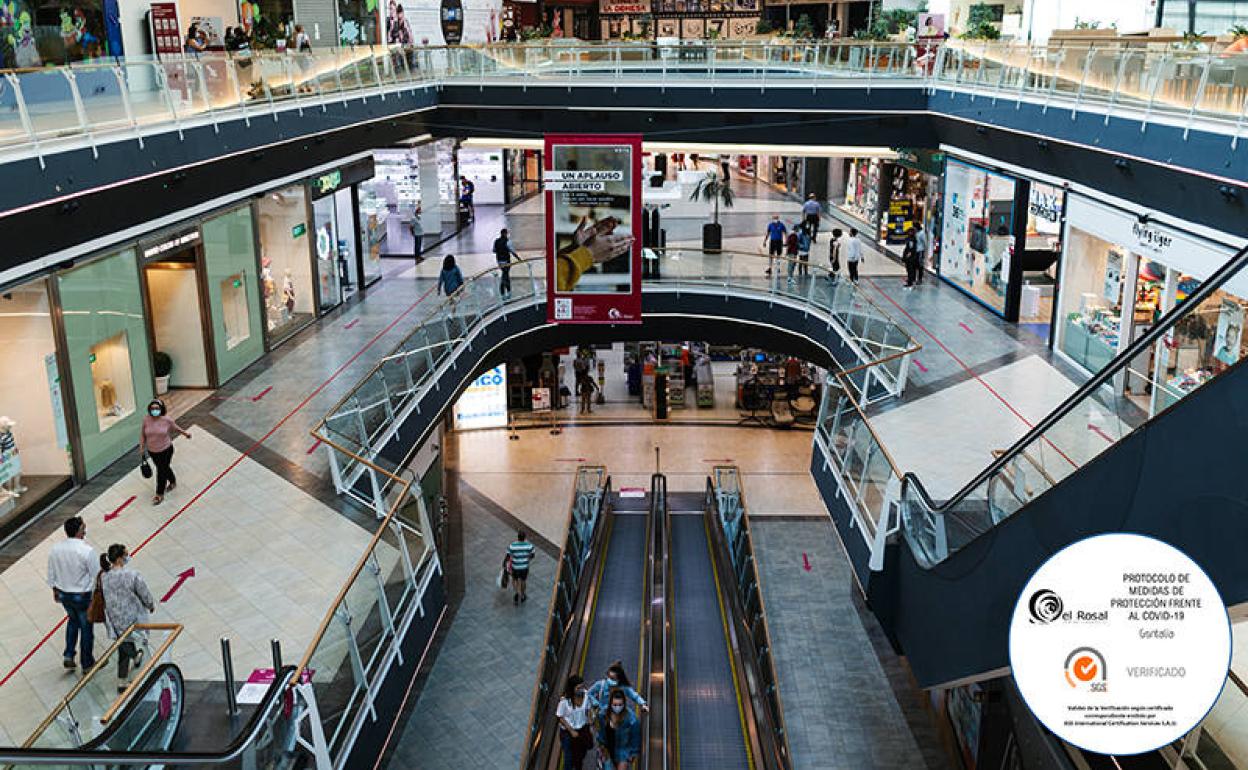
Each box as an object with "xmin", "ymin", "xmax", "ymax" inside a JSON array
[{"xmin": 544, "ymin": 133, "xmax": 643, "ymax": 325}]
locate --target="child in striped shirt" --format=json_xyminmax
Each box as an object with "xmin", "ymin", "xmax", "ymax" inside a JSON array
[{"xmin": 508, "ymin": 530, "xmax": 536, "ymax": 605}]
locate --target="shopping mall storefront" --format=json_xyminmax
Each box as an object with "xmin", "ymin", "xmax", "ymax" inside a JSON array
[
  {"xmin": 1055, "ymin": 194, "xmax": 1246, "ymax": 417},
  {"xmin": 357, "ymin": 140, "xmax": 462, "ymax": 260},
  {"xmin": 937, "ymin": 156, "xmax": 1067, "ymax": 333}
]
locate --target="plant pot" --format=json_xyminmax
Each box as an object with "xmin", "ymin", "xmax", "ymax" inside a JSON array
[
  {"xmin": 155, "ymin": 376, "xmax": 170, "ymax": 395},
  {"xmin": 702, "ymin": 222, "xmax": 723, "ymax": 253}
]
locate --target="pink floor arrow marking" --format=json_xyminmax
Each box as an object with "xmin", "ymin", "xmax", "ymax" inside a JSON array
[
  {"xmin": 307, "ymin": 438, "xmax": 323, "ymax": 455},
  {"xmin": 554, "ymin": 457, "xmax": 588, "ymax": 462},
  {"xmin": 251, "ymin": 386, "xmax": 273, "ymax": 402},
  {"xmin": 958, "ymin": 322, "xmax": 974, "ymax": 334},
  {"xmin": 1087, "ymin": 424, "xmax": 1115, "ymax": 443},
  {"xmin": 802, "ymin": 552, "xmax": 812, "ymax": 572},
  {"xmin": 912, "ymin": 359, "xmax": 928, "ymax": 373},
  {"xmin": 104, "ymin": 496, "xmax": 136, "ymax": 523},
  {"xmin": 344, "ymin": 319, "xmax": 359, "ymax": 330},
  {"xmin": 160, "ymin": 568, "xmax": 196, "ymax": 603}
]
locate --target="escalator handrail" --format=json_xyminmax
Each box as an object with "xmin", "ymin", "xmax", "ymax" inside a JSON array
[
  {"xmin": 0, "ymin": 665, "xmax": 297, "ymax": 765},
  {"xmin": 703, "ymin": 476, "xmax": 792, "ymax": 769},
  {"xmin": 78, "ymin": 663, "xmax": 185, "ymax": 753},
  {"xmin": 644, "ymin": 472, "xmax": 669, "ymax": 770},
  {"xmin": 902, "ymin": 241, "xmax": 1248, "ymax": 517}
]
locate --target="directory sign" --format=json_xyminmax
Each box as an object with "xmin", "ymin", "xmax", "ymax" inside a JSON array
[
  {"xmin": 544, "ymin": 134, "xmax": 642, "ymax": 325},
  {"xmin": 453, "ymin": 365, "xmax": 508, "ymax": 429}
]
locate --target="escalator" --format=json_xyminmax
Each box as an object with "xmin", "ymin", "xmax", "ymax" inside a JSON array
[
  {"xmin": 668, "ymin": 493, "xmax": 752, "ymax": 769},
  {"xmin": 814, "ymin": 244, "xmax": 1248, "ymax": 688}
]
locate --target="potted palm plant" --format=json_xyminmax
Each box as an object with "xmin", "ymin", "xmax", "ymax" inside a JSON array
[
  {"xmin": 689, "ymin": 171, "xmax": 735, "ymax": 253},
  {"xmin": 153, "ymin": 351, "xmax": 173, "ymax": 395}
]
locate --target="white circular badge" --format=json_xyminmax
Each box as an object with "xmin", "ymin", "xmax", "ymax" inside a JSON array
[{"xmin": 1009, "ymin": 533, "xmax": 1231, "ymax": 756}]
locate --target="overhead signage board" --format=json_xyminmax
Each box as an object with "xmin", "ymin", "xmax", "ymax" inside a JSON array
[{"xmin": 544, "ymin": 134, "xmax": 643, "ymax": 325}]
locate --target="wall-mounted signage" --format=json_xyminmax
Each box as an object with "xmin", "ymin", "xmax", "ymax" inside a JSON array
[
  {"xmin": 143, "ymin": 230, "xmax": 199, "ymax": 259},
  {"xmin": 454, "ymin": 365, "xmax": 508, "ymax": 429}
]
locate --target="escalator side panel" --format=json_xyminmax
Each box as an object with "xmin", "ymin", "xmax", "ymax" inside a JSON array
[
  {"xmin": 583, "ymin": 512, "xmax": 649, "ymax": 683},
  {"xmin": 671, "ymin": 513, "xmax": 750, "ymax": 770}
]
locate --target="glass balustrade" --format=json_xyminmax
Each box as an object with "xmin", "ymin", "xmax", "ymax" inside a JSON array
[{"xmin": 2, "ymin": 41, "xmax": 1246, "ymax": 156}]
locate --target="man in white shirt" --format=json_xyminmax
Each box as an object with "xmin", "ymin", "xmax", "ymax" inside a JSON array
[
  {"xmin": 47, "ymin": 516, "xmax": 98, "ymax": 670},
  {"xmin": 845, "ymin": 228, "xmax": 863, "ymax": 283}
]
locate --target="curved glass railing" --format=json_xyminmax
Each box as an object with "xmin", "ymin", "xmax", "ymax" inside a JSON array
[
  {"xmin": 310, "ymin": 248, "xmax": 917, "ymax": 498},
  {"xmin": 816, "ymin": 243, "xmax": 1248, "ymax": 570},
  {"xmin": 3, "ymin": 40, "xmax": 1246, "ymax": 160},
  {"xmin": 522, "ymin": 466, "xmax": 610, "ymax": 768}
]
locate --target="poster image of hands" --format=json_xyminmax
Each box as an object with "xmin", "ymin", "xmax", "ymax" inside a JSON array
[
  {"xmin": 550, "ymin": 145, "xmax": 635, "ymax": 294},
  {"xmin": 545, "ymin": 135, "xmax": 642, "ymax": 324}
]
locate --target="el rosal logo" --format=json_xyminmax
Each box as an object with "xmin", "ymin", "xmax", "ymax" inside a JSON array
[{"xmin": 1027, "ymin": 589, "xmax": 1108, "ymax": 624}]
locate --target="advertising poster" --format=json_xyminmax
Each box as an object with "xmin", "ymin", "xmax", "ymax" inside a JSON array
[
  {"xmin": 149, "ymin": 2, "xmax": 182, "ymax": 56},
  {"xmin": 454, "ymin": 365, "xmax": 508, "ymax": 429},
  {"xmin": 544, "ymin": 134, "xmax": 642, "ymax": 325},
  {"xmin": 886, "ymin": 198, "xmax": 913, "ymax": 244},
  {"xmin": 1213, "ymin": 298, "xmax": 1243, "ymax": 366}
]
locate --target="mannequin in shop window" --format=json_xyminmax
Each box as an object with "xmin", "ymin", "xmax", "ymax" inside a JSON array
[
  {"xmin": 0, "ymin": 417, "xmax": 27, "ymax": 498},
  {"xmin": 282, "ymin": 270, "xmax": 296, "ymax": 322},
  {"xmin": 261, "ymin": 258, "xmax": 278, "ymax": 330}
]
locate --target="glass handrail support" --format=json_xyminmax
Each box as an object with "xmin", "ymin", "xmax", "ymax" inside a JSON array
[
  {"xmin": 522, "ymin": 466, "xmax": 610, "ymax": 769},
  {"xmin": 815, "ymin": 243, "xmax": 1248, "ymax": 571},
  {"xmin": 2, "ymin": 40, "xmax": 1246, "ymax": 164},
  {"xmin": 707, "ymin": 467, "xmax": 792, "ymax": 768},
  {"xmin": 311, "ymin": 249, "xmax": 919, "ymax": 502}
]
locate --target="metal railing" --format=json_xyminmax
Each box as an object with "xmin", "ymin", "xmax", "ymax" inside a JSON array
[
  {"xmin": 707, "ymin": 467, "xmax": 791, "ymax": 768},
  {"xmin": 815, "ymin": 241, "xmax": 1248, "ymax": 571},
  {"xmin": 4, "ymin": 39, "xmax": 1247, "ymax": 164},
  {"xmin": 522, "ymin": 466, "xmax": 610, "ymax": 768},
  {"xmin": 310, "ymin": 248, "xmax": 917, "ymax": 504}
]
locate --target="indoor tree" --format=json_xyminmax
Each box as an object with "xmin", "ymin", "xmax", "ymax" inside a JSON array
[{"xmin": 689, "ymin": 171, "xmax": 735, "ymax": 252}]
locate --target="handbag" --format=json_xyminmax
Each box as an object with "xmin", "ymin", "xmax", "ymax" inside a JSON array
[
  {"xmin": 87, "ymin": 574, "xmax": 106, "ymax": 625},
  {"xmin": 140, "ymin": 452, "xmax": 152, "ymax": 479},
  {"xmin": 499, "ymin": 554, "xmax": 512, "ymax": 589}
]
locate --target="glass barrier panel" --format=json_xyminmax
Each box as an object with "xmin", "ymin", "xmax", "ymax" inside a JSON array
[
  {"xmin": 21, "ymin": 70, "xmax": 80, "ymax": 138},
  {"xmin": 1197, "ymin": 53, "xmax": 1248, "ymax": 120},
  {"xmin": 72, "ymin": 65, "xmax": 137, "ymax": 135},
  {"xmin": 301, "ymin": 585, "xmax": 363, "ymax": 754}
]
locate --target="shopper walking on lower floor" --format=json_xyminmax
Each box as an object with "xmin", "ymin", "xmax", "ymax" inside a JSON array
[
  {"xmin": 140, "ymin": 400, "xmax": 191, "ymax": 506},
  {"xmin": 827, "ymin": 228, "xmax": 843, "ymax": 280},
  {"xmin": 913, "ymin": 223, "xmax": 927, "ymax": 285},
  {"xmin": 508, "ymin": 530, "xmax": 536, "ymax": 604},
  {"xmin": 762, "ymin": 215, "xmax": 786, "ymax": 276},
  {"xmin": 437, "ymin": 255, "xmax": 464, "ymax": 296},
  {"xmin": 795, "ymin": 224, "xmax": 812, "ymax": 279},
  {"xmin": 46, "ymin": 515, "xmax": 98, "ymax": 671},
  {"xmin": 576, "ymin": 373, "xmax": 598, "ymax": 414},
  {"xmin": 902, "ymin": 230, "xmax": 920, "ymax": 288},
  {"xmin": 100, "ymin": 543, "xmax": 156, "ymax": 693},
  {"xmin": 557, "ymin": 675, "xmax": 595, "ymax": 770},
  {"xmin": 493, "ymin": 227, "xmax": 520, "ymax": 298},
  {"xmin": 844, "ymin": 228, "xmax": 863, "ymax": 283}
]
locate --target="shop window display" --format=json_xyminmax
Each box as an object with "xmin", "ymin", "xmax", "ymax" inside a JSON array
[
  {"xmin": 0, "ymin": 280, "xmax": 72, "ymax": 531},
  {"xmin": 1057, "ymin": 227, "xmax": 1126, "ymax": 374},
  {"xmin": 57, "ymin": 248, "xmax": 154, "ymax": 478},
  {"xmin": 940, "ymin": 159, "xmax": 1016, "ymax": 315},
  {"xmin": 89, "ymin": 331, "xmax": 136, "ymax": 431},
  {"xmin": 219, "ymin": 275, "xmax": 250, "ymax": 350},
  {"xmin": 256, "ymin": 186, "xmax": 316, "ymax": 343},
  {"xmin": 202, "ymin": 206, "xmax": 264, "ymax": 382},
  {"xmin": 1018, "ymin": 182, "xmax": 1064, "ymax": 328}
]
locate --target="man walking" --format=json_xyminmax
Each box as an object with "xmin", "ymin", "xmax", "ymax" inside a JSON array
[
  {"xmin": 845, "ymin": 228, "xmax": 863, "ymax": 283},
  {"xmin": 493, "ymin": 228, "xmax": 519, "ymax": 298},
  {"xmin": 410, "ymin": 205, "xmax": 424, "ymax": 263},
  {"xmin": 508, "ymin": 530, "xmax": 536, "ymax": 605},
  {"xmin": 47, "ymin": 516, "xmax": 98, "ymax": 671},
  {"xmin": 913, "ymin": 223, "xmax": 928, "ymax": 285},
  {"xmin": 763, "ymin": 215, "xmax": 786, "ymax": 276},
  {"xmin": 801, "ymin": 194, "xmax": 822, "ymax": 241}
]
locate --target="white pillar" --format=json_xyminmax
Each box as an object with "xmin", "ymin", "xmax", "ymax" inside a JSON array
[{"xmin": 417, "ymin": 142, "xmax": 442, "ymax": 234}]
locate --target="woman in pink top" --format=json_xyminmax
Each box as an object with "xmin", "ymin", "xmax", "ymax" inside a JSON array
[{"xmin": 138, "ymin": 399, "xmax": 191, "ymax": 505}]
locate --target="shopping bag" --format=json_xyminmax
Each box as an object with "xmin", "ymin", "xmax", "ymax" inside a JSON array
[
  {"xmin": 499, "ymin": 568, "xmax": 510, "ymax": 589},
  {"xmin": 87, "ymin": 575, "xmax": 106, "ymax": 625},
  {"xmin": 139, "ymin": 453, "xmax": 152, "ymax": 479}
]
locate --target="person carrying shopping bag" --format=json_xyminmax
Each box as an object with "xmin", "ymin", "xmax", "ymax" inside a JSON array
[{"xmin": 139, "ymin": 399, "xmax": 191, "ymax": 506}]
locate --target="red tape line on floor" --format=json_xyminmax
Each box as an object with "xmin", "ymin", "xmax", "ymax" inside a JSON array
[{"xmin": 0, "ymin": 283, "xmax": 438, "ymax": 690}]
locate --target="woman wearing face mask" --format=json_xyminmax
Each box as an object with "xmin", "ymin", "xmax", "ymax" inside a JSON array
[
  {"xmin": 596, "ymin": 689, "xmax": 642, "ymax": 770},
  {"xmin": 139, "ymin": 399, "xmax": 191, "ymax": 506},
  {"xmin": 587, "ymin": 661, "xmax": 648, "ymax": 715},
  {"xmin": 556, "ymin": 675, "xmax": 594, "ymax": 769},
  {"xmin": 100, "ymin": 544, "xmax": 155, "ymax": 692}
]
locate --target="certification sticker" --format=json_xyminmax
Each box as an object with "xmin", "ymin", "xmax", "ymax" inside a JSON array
[{"xmin": 1009, "ymin": 533, "xmax": 1231, "ymax": 756}]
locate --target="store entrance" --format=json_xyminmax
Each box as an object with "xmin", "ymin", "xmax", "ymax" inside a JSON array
[
  {"xmin": 312, "ymin": 188, "xmax": 360, "ymax": 311},
  {"xmin": 143, "ymin": 246, "xmax": 212, "ymax": 394}
]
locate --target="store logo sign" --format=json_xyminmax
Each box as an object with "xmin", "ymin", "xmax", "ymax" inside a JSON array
[
  {"xmin": 291, "ymin": 223, "xmax": 307, "ymax": 239},
  {"xmin": 1064, "ymin": 647, "xmax": 1107, "ymax": 690},
  {"xmin": 1029, "ymin": 191, "xmax": 1061, "ymax": 224},
  {"xmin": 1029, "ymin": 589, "xmax": 1065, "ymax": 624},
  {"xmin": 1132, "ymin": 222, "xmax": 1173, "ymax": 255},
  {"xmin": 314, "ymin": 170, "xmax": 343, "ymax": 195}
]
